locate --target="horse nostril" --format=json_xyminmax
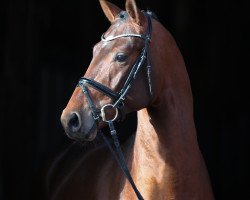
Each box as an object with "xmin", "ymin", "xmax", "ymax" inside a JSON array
[{"xmin": 68, "ymin": 112, "xmax": 81, "ymax": 133}]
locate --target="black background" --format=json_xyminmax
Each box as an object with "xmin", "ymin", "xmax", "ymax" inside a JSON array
[{"xmin": 1, "ymin": 0, "xmax": 249, "ymax": 199}]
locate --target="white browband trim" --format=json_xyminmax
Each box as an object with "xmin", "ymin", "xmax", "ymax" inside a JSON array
[{"xmin": 101, "ymin": 33, "xmax": 146, "ymax": 42}]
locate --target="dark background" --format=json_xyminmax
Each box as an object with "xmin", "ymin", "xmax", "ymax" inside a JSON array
[{"xmin": 1, "ymin": 0, "xmax": 249, "ymax": 199}]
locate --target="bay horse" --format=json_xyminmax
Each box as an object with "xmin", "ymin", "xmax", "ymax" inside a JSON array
[{"xmin": 50, "ymin": 0, "xmax": 214, "ymax": 199}]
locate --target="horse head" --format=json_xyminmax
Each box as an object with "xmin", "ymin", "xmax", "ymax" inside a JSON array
[{"xmin": 61, "ymin": 0, "xmax": 165, "ymax": 141}]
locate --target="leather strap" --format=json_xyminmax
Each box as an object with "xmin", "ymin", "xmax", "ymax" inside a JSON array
[{"xmin": 99, "ymin": 121, "xmax": 144, "ymax": 200}]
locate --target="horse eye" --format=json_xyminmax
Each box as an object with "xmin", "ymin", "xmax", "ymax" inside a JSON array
[{"xmin": 115, "ymin": 53, "xmax": 128, "ymax": 62}]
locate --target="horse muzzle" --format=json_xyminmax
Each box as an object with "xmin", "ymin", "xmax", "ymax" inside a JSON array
[{"xmin": 60, "ymin": 110, "xmax": 98, "ymax": 141}]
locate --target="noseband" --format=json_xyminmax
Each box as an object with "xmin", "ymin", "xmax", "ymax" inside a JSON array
[
  {"xmin": 78, "ymin": 12, "xmax": 152, "ymax": 124},
  {"xmin": 77, "ymin": 12, "xmax": 153, "ymax": 200}
]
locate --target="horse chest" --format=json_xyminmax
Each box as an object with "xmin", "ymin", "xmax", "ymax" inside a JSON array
[
  {"xmin": 49, "ymin": 145, "xmax": 127, "ymax": 200},
  {"xmin": 115, "ymin": 159, "xmax": 172, "ymax": 200}
]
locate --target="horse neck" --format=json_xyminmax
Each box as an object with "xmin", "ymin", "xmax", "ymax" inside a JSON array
[
  {"xmin": 133, "ymin": 22, "xmax": 202, "ymax": 171},
  {"xmin": 121, "ymin": 20, "xmax": 214, "ymax": 199}
]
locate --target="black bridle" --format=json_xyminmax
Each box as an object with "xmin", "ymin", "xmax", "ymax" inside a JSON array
[
  {"xmin": 78, "ymin": 12, "xmax": 152, "ymax": 123},
  {"xmin": 77, "ymin": 12, "xmax": 153, "ymax": 200}
]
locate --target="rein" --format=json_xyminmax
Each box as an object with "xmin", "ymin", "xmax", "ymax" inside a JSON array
[{"xmin": 77, "ymin": 12, "xmax": 153, "ymax": 200}]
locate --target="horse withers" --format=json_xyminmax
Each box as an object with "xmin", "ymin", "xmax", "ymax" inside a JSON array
[{"xmin": 50, "ymin": 0, "xmax": 215, "ymax": 199}]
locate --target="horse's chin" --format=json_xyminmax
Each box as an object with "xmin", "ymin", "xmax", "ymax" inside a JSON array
[
  {"xmin": 65, "ymin": 123, "xmax": 98, "ymax": 142},
  {"xmin": 84, "ymin": 124, "xmax": 98, "ymax": 141}
]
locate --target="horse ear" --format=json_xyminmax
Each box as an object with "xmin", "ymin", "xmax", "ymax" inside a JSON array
[
  {"xmin": 125, "ymin": 0, "xmax": 143, "ymax": 25},
  {"xmin": 99, "ymin": 0, "xmax": 122, "ymax": 22}
]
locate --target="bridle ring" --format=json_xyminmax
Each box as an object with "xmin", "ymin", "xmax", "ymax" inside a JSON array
[{"xmin": 100, "ymin": 104, "xmax": 119, "ymax": 122}]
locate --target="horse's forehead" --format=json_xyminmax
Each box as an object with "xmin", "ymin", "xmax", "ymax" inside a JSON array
[
  {"xmin": 93, "ymin": 21, "xmax": 137, "ymax": 52},
  {"xmin": 106, "ymin": 19, "xmax": 137, "ymax": 36}
]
